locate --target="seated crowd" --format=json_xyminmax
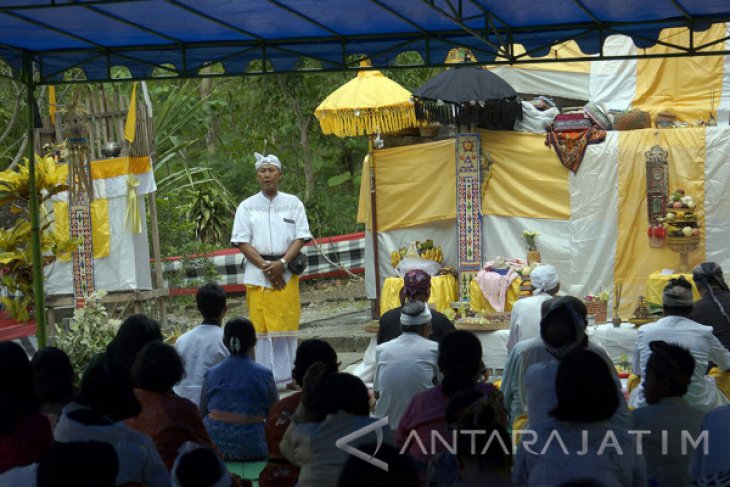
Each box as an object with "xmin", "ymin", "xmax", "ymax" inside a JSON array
[{"xmin": 2, "ymin": 263, "xmax": 730, "ymax": 486}]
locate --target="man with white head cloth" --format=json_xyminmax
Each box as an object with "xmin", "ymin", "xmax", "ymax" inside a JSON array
[
  {"xmin": 373, "ymin": 301, "xmax": 439, "ymax": 429},
  {"xmin": 631, "ymin": 276, "xmax": 730, "ymax": 411},
  {"xmin": 506, "ymin": 264, "xmax": 560, "ymax": 353},
  {"xmin": 231, "ymin": 153, "xmax": 312, "ymax": 386}
]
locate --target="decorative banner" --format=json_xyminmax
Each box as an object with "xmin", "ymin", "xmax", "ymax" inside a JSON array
[
  {"xmin": 69, "ymin": 203, "xmax": 95, "ymax": 307},
  {"xmin": 645, "ymin": 145, "xmax": 669, "ymax": 226},
  {"xmin": 456, "ymin": 134, "xmax": 482, "ymax": 300},
  {"xmin": 66, "ymin": 112, "xmax": 96, "ymax": 307}
]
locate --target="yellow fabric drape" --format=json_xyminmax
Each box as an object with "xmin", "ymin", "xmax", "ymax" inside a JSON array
[
  {"xmin": 124, "ymin": 82, "xmax": 138, "ymax": 143},
  {"xmin": 53, "ymin": 200, "xmax": 111, "ymax": 261},
  {"xmin": 54, "ymin": 156, "xmax": 152, "ymax": 184},
  {"xmin": 48, "ymin": 85, "xmax": 56, "ymax": 126},
  {"xmin": 615, "ymin": 128, "xmax": 706, "ymax": 317},
  {"xmin": 124, "ymin": 175, "xmax": 142, "ymax": 233},
  {"xmin": 709, "ymin": 367, "xmax": 730, "ymax": 403},
  {"xmin": 469, "ymin": 278, "xmax": 521, "ymax": 314},
  {"xmin": 379, "ymin": 274, "xmax": 458, "ymax": 315},
  {"xmin": 634, "ymin": 24, "xmax": 726, "ymax": 122},
  {"xmin": 357, "ymin": 139, "xmax": 456, "ymax": 232},
  {"xmin": 479, "ymin": 130, "xmax": 570, "ymax": 220},
  {"xmin": 646, "ymin": 272, "xmax": 701, "ymax": 308}
]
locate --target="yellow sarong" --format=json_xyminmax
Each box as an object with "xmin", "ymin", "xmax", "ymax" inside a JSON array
[{"xmin": 246, "ymin": 275, "xmax": 301, "ymax": 336}]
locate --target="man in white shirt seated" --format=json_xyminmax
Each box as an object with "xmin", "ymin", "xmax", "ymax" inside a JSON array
[
  {"xmin": 173, "ymin": 283, "xmax": 229, "ymax": 406},
  {"xmin": 373, "ymin": 301, "xmax": 439, "ymax": 430},
  {"xmin": 631, "ymin": 276, "xmax": 730, "ymax": 411},
  {"xmin": 521, "ymin": 296, "xmax": 625, "ymax": 427},
  {"xmin": 506, "ymin": 264, "xmax": 560, "ymax": 353}
]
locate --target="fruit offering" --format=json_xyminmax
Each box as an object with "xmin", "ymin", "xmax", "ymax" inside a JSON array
[
  {"xmin": 655, "ymin": 189, "xmax": 701, "ymax": 239},
  {"xmin": 390, "ymin": 239, "xmax": 445, "ymax": 268}
]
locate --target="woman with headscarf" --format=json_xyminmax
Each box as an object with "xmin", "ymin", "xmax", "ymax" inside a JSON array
[
  {"xmin": 377, "ymin": 269, "xmax": 455, "ymax": 345},
  {"xmin": 631, "ymin": 277, "xmax": 730, "ymax": 411},
  {"xmin": 689, "ymin": 261, "xmax": 730, "ymax": 351}
]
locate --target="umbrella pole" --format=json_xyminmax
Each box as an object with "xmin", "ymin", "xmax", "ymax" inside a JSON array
[{"xmin": 369, "ymin": 136, "xmax": 382, "ymax": 317}]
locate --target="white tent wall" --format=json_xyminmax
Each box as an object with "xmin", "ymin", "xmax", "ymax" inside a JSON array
[
  {"xmin": 490, "ymin": 66, "xmax": 590, "ymax": 101},
  {"xmin": 567, "ymin": 131, "xmax": 619, "ymax": 298},
  {"xmin": 589, "ymin": 36, "xmax": 638, "ymax": 111},
  {"xmin": 705, "ymin": 127, "xmax": 730, "ymax": 272}
]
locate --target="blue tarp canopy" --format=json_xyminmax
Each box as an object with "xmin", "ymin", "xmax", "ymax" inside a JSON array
[{"xmin": 2, "ymin": 0, "xmax": 730, "ymax": 83}]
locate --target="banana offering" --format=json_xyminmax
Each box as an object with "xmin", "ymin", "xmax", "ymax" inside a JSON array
[{"xmin": 391, "ymin": 239, "xmax": 444, "ymax": 267}]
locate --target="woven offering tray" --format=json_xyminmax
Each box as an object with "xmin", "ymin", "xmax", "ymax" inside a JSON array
[
  {"xmin": 628, "ymin": 317, "xmax": 656, "ymax": 328},
  {"xmin": 455, "ymin": 317, "xmax": 510, "ymax": 331}
]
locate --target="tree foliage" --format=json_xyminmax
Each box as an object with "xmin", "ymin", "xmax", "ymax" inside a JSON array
[{"xmin": 0, "ymin": 52, "xmax": 441, "ymax": 256}]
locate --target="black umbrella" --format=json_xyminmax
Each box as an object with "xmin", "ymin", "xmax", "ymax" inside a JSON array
[{"xmin": 413, "ymin": 67, "xmax": 522, "ymax": 131}]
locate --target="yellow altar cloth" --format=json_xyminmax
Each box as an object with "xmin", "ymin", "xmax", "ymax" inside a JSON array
[
  {"xmin": 469, "ymin": 278, "xmax": 521, "ymax": 314},
  {"xmin": 646, "ymin": 272, "xmax": 701, "ymax": 308},
  {"xmin": 380, "ymin": 274, "xmax": 458, "ymax": 315}
]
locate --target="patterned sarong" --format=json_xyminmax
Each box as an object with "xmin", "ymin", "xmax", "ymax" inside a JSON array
[{"xmin": 545, "ymin": 124, "xmax": 606, "ymax": 173}]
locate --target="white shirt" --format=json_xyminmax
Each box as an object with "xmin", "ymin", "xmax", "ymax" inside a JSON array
[
  {"xmin": 631, "ymin": 397, "xmax": 705, "ymax": 487},
  {"xmin": 525, "ymin": 358, "xmax": 629, "ymax": 428},
  {"xmin": 632, "ymin": 315, "xmax": 730, "ymax": 411},
  {"xmin": 517, "ymin": 339, "xmax": 614, "ymax": 421},
  {"xmin": 374, "ymin": 332, "xmax": 439, "ymax": 429},
  {"xmin": 506, "ymin": 292, "xmax": 552, "ymax": 353},
  {"xmin": 231, "ymin": 191, "xmax": 312, "ymax": 288},
  {"xmin": 280, "ymin": 411, "xmax": 394, "ymax": 487},
  {"xmin": 513, "ymin": 419, "xmax": 646, "ymax": 487},
  {"xmin": 173, "ymin": 324, "xmax": 229, "ymax": 406},
  {"xmin": 54, "ymin": 402, "xmax": 171, "ymax": 487},
  {"xmin": 689, "ymin": 404, "xmax": 730, "ymax": 480},
  {"xmin": 0, "ymin": 464, "xmax": 37, "ymax": 487}
]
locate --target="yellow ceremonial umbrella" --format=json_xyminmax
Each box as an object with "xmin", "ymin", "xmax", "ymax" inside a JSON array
[
  {"xmin": 315, "ymin": 67, "xmax": 417, "ymax": 312},
  {"xmin": 314, "ymin": 69, "xmax": 417, "ymax": 137}
]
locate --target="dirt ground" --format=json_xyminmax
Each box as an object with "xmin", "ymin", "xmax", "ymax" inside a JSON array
[{"xmin": 165, "ymin": 277, "xmax": 371, "ymax": 335}]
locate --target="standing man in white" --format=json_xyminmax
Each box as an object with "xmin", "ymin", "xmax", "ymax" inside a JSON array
[
  {"xmin": 231, "ymin": 153, "xmax": 312, "ymax": 386},
  {"xmin": 506, "ymin": 264, "xmax": 560, "ymax": 353}
]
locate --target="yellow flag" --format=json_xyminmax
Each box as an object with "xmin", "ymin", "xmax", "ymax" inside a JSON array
[
  {"xmin": 124, "ymin": 82, "xmax": 138, "ymax": 143},
  {"xmin": 49, "ymin": 85, "xmax": 56, "ymax": 125}
]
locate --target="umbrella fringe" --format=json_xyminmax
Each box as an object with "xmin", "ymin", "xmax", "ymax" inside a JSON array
[
  {"xmin": 414, "ymin": 98, "xmax": 523, "ymax": 130},
  {"xmin": 315, "ymin": 104, "xmax": 418, "ymax": 137}
]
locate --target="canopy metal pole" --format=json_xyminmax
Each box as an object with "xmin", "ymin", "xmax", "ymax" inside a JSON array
[
  {"xmin": 369, "ymin": 138, "xmax": 382, "ymax": 316},
  {"xmin": 22, "ymin": 53, "xmax": 47, "ymax": 348}
]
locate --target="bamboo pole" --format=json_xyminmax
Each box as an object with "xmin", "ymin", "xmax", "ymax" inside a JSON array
[
  {"xmin": 148, "ymin": 191, "xmax": 167, "ymax": 326},
  {"xmin": 369, "ymin": 137, "xmax": 382, "ymax": 316},
  {"xmin": 23, "ymin": 54, "xmax": 47, "ymax": 348}
]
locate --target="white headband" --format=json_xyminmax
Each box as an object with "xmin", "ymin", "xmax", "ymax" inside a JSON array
[
  {"xmin": 401, "ymin": 305, "xmax": 432, "ymax": 327},
  {"xmin": 254, "ymin": 152, "xmax": 282, "ymax": 171},
  {"xmin": 531, "ymin": 264, "xmax": 559, "ymax": 293}
]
